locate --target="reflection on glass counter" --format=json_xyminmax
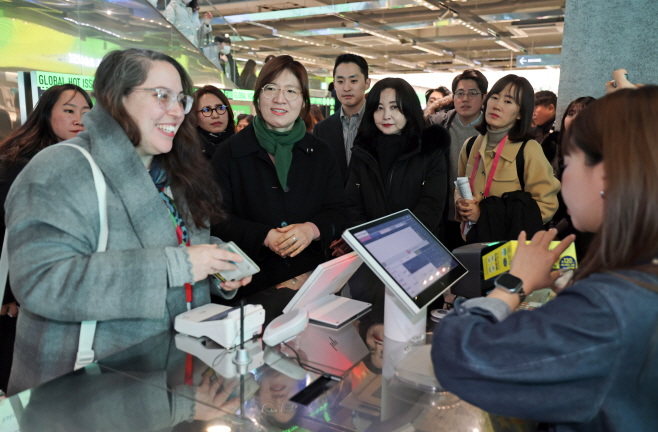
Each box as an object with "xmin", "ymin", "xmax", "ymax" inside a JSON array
[{"xmin": 0, "ymin": 314, "xmax": 538, "ymax": 432}]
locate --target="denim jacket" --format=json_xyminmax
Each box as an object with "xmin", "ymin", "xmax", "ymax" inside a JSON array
[{"xmin": 431, "ymin": 270, "xmax": 658, "ymax": 432}]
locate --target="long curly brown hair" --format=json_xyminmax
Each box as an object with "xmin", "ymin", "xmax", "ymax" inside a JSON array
[{"xmin": 93, "ymin": 49, "xmax": 224, "ymax": 228}]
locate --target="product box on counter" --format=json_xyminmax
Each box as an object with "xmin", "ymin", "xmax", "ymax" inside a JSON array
[{"xmin": 482, "ymin": 240, "xmax": 577, "ymax": 280}]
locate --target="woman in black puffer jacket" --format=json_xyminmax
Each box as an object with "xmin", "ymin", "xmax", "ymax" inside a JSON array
[{"xmin": 332, "ymin": 77, "xmax": 450, "ymax": 303}]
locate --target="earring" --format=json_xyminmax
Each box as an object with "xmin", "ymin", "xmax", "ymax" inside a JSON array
[{"xmin": 600, "ymin": 190, "xmax": 605, "ymax": 198}]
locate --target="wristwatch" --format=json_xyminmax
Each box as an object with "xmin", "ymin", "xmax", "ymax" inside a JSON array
[{"xmin": 494, "ymin": 273, "xmax": 526, "ymax": 302}]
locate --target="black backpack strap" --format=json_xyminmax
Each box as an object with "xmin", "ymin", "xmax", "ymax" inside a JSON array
[
  {"xmin": 516, "ymin": 140, "xmax": 528, "ymax": 191},
  {"xmin": 466, "ymin": 135, "xmax": 478, "ymax": 157}
]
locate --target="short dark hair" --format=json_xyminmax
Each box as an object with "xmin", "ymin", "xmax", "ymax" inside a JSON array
[
  {"xmin": 252, "ymin": 55, "xmax": 310, "ymax": 120},
  {"xmin": 424, "ymin": 86, "xmax": 451, "ymax": 103},
  {"xmin": 264, "ymin": 55, "xmax": 276, "ymax": 63},
  {"xmin": 535, "ymin": 90, "xmax": 557, "ymax": 108},
  {"xmin": 214, "ymin": 35, "xmax": 231, "ymax": 45},
  {"xmin": 94, "ymin": 48, "xmax": 223, "ymax": 228},
  {"xmin": 236, "ymin": 113, "xmax": 254, "ymax": 124},
  {"xmin": 333, "ymin": 54, "xmax": 369, "ymax": 80},
  {"xmin": 451, "ymin": 69, "xmax": 488, "ymax": 95},
  {"xmin": 475, "ymin": 74, "xmax": 535, "ymax": 142},
  {"xmin": 359, "ymin": 77, "xmax": 424, "ymax": 145},
  {"xmin": 192, "ymin": 85, "xmax": 235, "ymax": 133}
]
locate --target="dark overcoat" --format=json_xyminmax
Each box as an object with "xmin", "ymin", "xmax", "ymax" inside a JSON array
[
  {"xmin": 344, "ymin": 124, "xmax": 451, "ymax": 237},
  {"xmin": 211, "ymin": 123, "xmax": 348, "ymax": 296}
]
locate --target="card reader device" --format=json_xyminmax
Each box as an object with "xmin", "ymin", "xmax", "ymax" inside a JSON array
[
  {"xmin": 283, "ymin": 252, "xmax": 371, "ymax": 329},
  {"xmin": 175, "ymin": 303, "xmax": 265, "ymax": 349}
]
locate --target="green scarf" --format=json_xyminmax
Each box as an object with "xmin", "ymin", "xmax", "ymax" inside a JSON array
[{"xmin": 253, "ymin": 115, "xmax": 306, "ymax": 190}]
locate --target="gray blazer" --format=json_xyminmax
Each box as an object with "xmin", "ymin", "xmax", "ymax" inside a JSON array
[{"xmin": 6, "ymin": 105, "xmax": 233, "ymax": 394}]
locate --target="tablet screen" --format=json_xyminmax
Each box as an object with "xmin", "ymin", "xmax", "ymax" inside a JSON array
[{"xmin": 348, "ymin": 211, "xmax": 466, "ymax": 310}]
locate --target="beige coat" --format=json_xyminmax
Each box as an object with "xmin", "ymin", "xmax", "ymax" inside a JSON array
[{"xmin": 455, "ymin": 134, "xmax": 560, "ymax": 225}]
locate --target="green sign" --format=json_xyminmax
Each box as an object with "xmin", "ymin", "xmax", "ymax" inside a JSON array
[
  {"xmin": 35, "ymin": 71, "xmax": 94, "ymax": 91},
  {"xmin": 231, "ymin": 104, "xmax": 250, "ymax": 116},
  {"xmin": 310, "ymin": 97, "xmax": 334, "ymax": 106},
  {"xmin": 232, "ymin": 89, "xmax": 254, "ymax": 102}
]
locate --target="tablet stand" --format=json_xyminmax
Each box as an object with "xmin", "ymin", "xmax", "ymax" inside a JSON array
[{"xmin": 383, "ymin": 286, "xmax": 427, "ymax": 343}]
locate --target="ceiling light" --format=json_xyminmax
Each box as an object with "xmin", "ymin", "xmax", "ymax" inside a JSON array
[
  {"xmin": 389, "ymin": 58, "xmax": 419, "ymax": 69},
  {"xmin": 412, "ymin": 0, "xmax": 439, "ymax": 10},
  {"xmin": 273, "ymin": 30, "xmax": 324, "ymax": 47},
  {"xmin": 357, "ymin": 23, "xmax": 401, "ymax": 44},
  {"xmin": 413, "ymin": 43, "xmax": 444, "ymax": 56},
  {"xmin": 458, "ymin": 21, "xmax": 489, "ymax": 36},
  {"xmin": 495, "ymin": 38, "xmax": 523, "ymax": 52},
  {"xmin": 343, "ymin": 50, "xmax": 378, "ymax": 60},
  {"xmin": 452, "ymin": 55, "xmax": 476, "ymax": 67},
  {"xmin": 362, "ymin": 28, "xmax": 399, "ymax": 43}
]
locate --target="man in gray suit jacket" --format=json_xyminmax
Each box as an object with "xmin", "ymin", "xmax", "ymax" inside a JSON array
[{"xmin": 313, "ymin": 54, "xmax": 371, "ymax": 185}]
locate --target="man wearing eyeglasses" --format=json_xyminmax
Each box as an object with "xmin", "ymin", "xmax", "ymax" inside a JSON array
[{"xmin": 426, "ymin": 69, "xmax": 488, "ymax": 251}]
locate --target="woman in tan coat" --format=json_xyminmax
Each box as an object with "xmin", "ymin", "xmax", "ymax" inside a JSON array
[{"xmin": 455, "ymin": 74, "xmax": 560, "ymax": 241}]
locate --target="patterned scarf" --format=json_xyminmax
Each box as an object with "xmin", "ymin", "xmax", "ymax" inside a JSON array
[{"xmin": 149, "ymin": 156, "xmax": 189, "ymax": 244}]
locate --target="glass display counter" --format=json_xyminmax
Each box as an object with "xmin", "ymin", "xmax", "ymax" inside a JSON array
[{"xmin": 0, "ymin": 309, "xmax": 536, "ymax": 432}]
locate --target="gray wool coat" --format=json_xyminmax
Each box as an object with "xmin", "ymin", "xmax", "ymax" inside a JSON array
[{"xmin": 6, "ymin": 105, "xmax": 233, "ymax": 394}]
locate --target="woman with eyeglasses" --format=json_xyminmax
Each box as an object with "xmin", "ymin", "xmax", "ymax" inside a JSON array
[
  {"xmin": 192, "ymin": 85, "xmax": 235, "ymax": 160},
  {"xmin": 5, "ymin": 49, "xmax": 250, "ymax": 394},
  {"xmin": 210, "ymin": 55, "xmax": 348, "ymax": 316},
  {"xmin": 455, "ymin": 74, "xmax": 560, "ymax": 243}
]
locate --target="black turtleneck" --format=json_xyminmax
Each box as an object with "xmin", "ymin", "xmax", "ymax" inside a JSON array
[{"xmin": 197, "ymin": 126, "xmax": 234, "ymax": 159}]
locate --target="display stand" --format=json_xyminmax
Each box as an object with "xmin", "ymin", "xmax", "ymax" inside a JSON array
[
  {"xmin": 383, "ymin": 286, "xmax": 426, "ymax": 343},
  {"xmin": 381, "ymin": 286, "xmax": 431, "ymax": 421}
]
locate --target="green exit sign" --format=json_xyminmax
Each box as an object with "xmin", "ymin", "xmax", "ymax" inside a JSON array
[
  {"xmin": 310, "ymin": 97, "xmax": 334, "ymax": 106},
  {"xmin": 232, "ymin": 89, "xmax": 254, "ymax": 101}
]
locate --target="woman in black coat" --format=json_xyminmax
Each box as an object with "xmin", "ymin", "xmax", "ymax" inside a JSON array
[
  {"xmin": 193, "ymin": 85, "xmax": 235, "ymax": 160},
  {"xmin": 211, "ymin": 56, "xmax": 348, "ymax": 310},
  {"xmin": 331, "ymin": 77, "xmax": 450, "ymax": 303},
  {"xmin": 336, "ymin": 77, "xmax": 449, "ymax": 240}
]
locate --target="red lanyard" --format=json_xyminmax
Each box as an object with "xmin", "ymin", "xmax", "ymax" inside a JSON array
[
  {"xmin": 470, "ymin": 135, "xmax": 508, "ymax": 198},
  {"xmin": 185, "ymin": 354, "xmax": 194, "ymax": 386},
  {"xmin": 162, "ymin": 189, "xmax": 193, "ymax": 311}
]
